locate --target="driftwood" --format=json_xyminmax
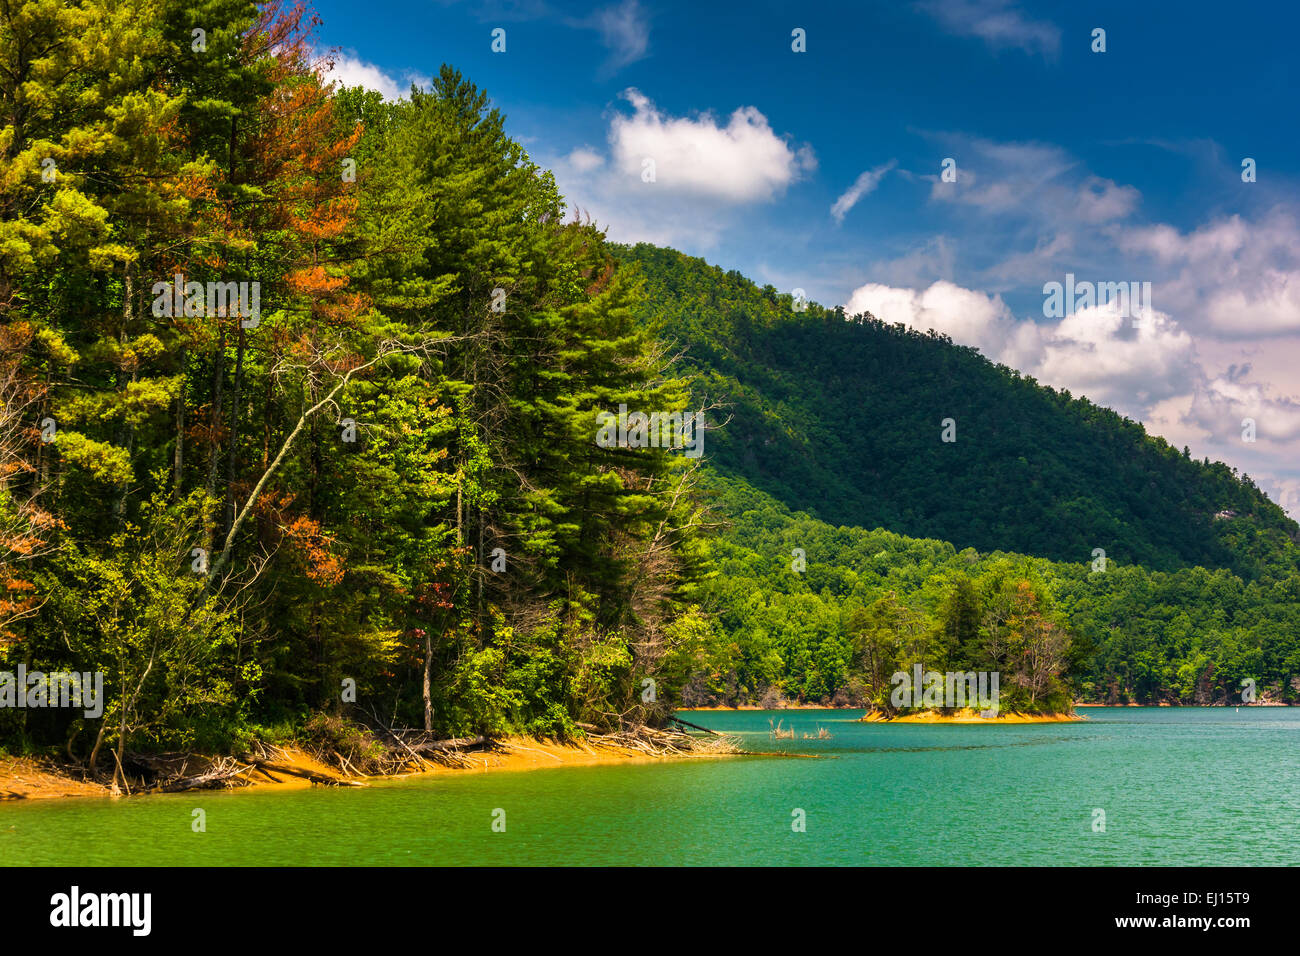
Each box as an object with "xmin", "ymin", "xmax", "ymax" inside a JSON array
[
  {"xmin": 132, "ymin": 754, "xmax": 254, "ymax": 793},
  {"xmin": 121, "ymin": 748, "xmax": 363, "ymax": 792},
  {"xmin": 576, "ymin": 721, "xmax": 740, "ymax": 757},
  {"xmin": 668, "ymin": 716, "xmax": 722, "ymax": 736},
  {"xmin": 157, "ymin": 760, "xmax": 252, "ymax": 793},
  {"xmin": 335, "ymin": 710, "xmax": 493, "ymax": 771},
  {"xmin": 244, "ymin": 758, "xmax": 363, "ymax": 787}
]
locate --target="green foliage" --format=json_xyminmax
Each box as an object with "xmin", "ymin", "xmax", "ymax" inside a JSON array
[
  {"xmin": 0, "ymin": 6, "xmax": 708, "ymax": 763},
  {"xmin": 2, "ymin": 2, "xmax": 1294, "ymax": 770},
  {"xmin": 619, "ymin": 243, "xmax": 1300, "ymax": 580},
  {"xmin": 691, "ymin": 476, "xmax": 1300, "ymax": 708}
]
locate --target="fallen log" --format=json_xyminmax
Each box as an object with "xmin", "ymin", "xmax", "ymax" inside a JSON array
[
  {"xmin": 155, "ymin": 758, "xmax": 252, "ymax": 792},
  {"xmin": 668, "ymin": 716, "xmax": 722, "ymax": 736},
  {"xmin": 246, "ymin": 759, "xmax": 364, "ymax": 787}
]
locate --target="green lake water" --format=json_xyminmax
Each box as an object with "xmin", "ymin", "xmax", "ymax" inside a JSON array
[{"xmin": 3, "ymin": 707, "xmax": 1298, "ymax": 866}]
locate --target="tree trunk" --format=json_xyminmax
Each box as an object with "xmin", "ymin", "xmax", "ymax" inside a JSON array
[
  {"xmin": 222, "ymin": 325, "xmax": 245, "ymax": 539},
  {"xmin": 205, "ymin": 328, "xmax": 226, "ymax": 501},
  {"xmin": 422, "ymin": 629, "xmax": 433, "ymax": 732},
  {"xmin": 173, "ymin": 347, "xmax": 185, "ymax": 499}
]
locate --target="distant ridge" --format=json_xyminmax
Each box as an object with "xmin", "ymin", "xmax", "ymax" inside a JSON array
[{"xmin": 619, "ymin": 242, "xmax": 1299, "ymax": 580}]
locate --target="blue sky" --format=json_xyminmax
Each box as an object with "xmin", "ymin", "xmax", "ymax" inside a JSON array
[{"xmin": 312, "ymin": 0, "xmax": 1300, "ymax": 516}]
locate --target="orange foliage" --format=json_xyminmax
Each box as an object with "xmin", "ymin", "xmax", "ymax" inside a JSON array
[{"xmin": 254, "ymin": 493, "xmax": 345, "ymax": 587}]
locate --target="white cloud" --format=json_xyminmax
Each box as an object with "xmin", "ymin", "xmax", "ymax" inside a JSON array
[
  {"xmin": 925, "ymin": 135, "xmax": 1137, "ymax": 228},
  {"xmin": 1075, "ymin": 176, "xmax": 1141, "ymax": 223},
  {"xmin": 567, "ymin": 147, "xmax": 605, "ymax": 172},
  {"xmin": 544, "ymin": 91, "xmax": 814, "ymax": 249},
  {"xmin": 842, "ymin": 279, "xmax": 1195, "ymax": 411},
  {"xmin": 320, "ymin": 53, "xmax": 427, "ymax": 102},
  {"xmin": 831, "ymin": 161, "xmax": 897, "ymax": 223},
  {"xmin": 847, "ymin": 131, "xmax": 1300, "ymax": 516},
  {"xmin": 844, "ymin": 279, "xmax": 1015, "ymax": 358},
  {"xmin": 1185, "ymin": 366, "xmax": 1300, "ymax": 443},
  {"xmin": 916, "ymin": 0, "xmax": 1061, "ymax": 58},
  {"xmin": 581, "ymin": 0, "xmax": 651, "ymax": 73},
  {"xmin": 608, "ymin": 89, "xmax": 815, "ymax": 202},
  {"xmin": 1117, "ymin": 211, "xmax": 1300, "ymax": 336},
  {"xmin": 1036, "ymin": 302, "xmax": 1197, "ymax": 408}
]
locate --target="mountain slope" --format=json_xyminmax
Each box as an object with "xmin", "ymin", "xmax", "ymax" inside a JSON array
[{"xmin": 618, "ymin": 243, "xmax": 1299, "ymax": 580}]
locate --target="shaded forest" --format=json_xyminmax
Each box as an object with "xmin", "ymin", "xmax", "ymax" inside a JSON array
[{"xmin": 0, "ymin": 1, "xmax": 709, "ymax": 782}]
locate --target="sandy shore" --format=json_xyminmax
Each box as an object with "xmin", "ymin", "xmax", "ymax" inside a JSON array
[
  {"xmin": 0, "ymin": 736, "xmax": 724, "ymax": 802},
  {"xmin": 684, "ymin": 704, "xmax": 1083, "ymax": 722},
  {"xmin": 685, "ymin": 703, "xmax": 834, "ymax": 711},
  {"xmin": 0, "ymin": 756, "xmax": 114, "ymax": 800}
]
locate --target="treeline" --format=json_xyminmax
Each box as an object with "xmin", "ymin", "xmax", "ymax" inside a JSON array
[
  {"xmin": 618, "ymin": 243, "xmax": 1300, "ymax": 580},
  {"xmin": 0, "ymin": 0, "xmax": 708, "ymax": 778},
  {"xmin": 689, "ymin": 478, "xmax": 1300, "ymax": 708}
]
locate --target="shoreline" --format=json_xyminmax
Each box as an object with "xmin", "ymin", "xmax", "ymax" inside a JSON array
[
  {"xmin": 857, "ymin": 708, "xmax": 1083, "ymax": 724},
  {"xmin": 0, "ymin": 735, "xmax": 732, "ymax": 803},
  {"xmin": 684, "ymin": 702, "xmax": 1294, "ymax": 712}
]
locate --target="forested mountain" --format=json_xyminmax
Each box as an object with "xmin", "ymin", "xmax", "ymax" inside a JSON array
[
  {"xmin": 691, "ymin": 476, "xmax": 1300, "ymax": 708},
  {"xmin": 611, "ymin": 244, "xmax": 1300, "ymax": 707},
  {"xmin": 618, "ymin": 244, "xmax": 1299, "ymax": 581}
]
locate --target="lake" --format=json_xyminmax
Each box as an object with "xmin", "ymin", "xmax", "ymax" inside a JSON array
[{"xmin": 3, "ymin": 707, "xmax": 1298, "ymax": 866}]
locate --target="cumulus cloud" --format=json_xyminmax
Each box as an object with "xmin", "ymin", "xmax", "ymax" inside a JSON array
[
  {"xmin": 1117, "ymin": 212, "xmax": 1300, "ymax": 336},
  {"xmin": 320, "ymin": 53, "xmax": 426, "ymax": 102},
  {"xmin": 846, "ymin": 133, "xmax": 1300, "ymax": 515},
  {"xmin": 831, "ymin": 161, "xmax": 898, "ymax": 223},
  {"xmin": 1185, "ymin": 366, "xmax": 1300, "ymax": 443},
  {"xmin": 844, "ymin": 279, "xmax": 1015, "ymax": 358},
  {"xmin": 842, "ymin": 279, "xmax": 1196, "ymax": 411},
  {"xmin": 608, "ymin": 89, "xmax": 816, "ymax": 202},
  {"xmin": 1036, "ymin": 302, "xmax": 1197, "ymax": 408},
  {"xmin": 915, "ymin": 0, "xmax": 1061, "ymax": 58}
]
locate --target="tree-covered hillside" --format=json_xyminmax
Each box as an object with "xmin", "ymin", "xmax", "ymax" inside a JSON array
[
  {"xmin": 691, "ymin": 477, "xmax": 1300, "ymax": 708},
  {"xmin": 0, "ymin": 2, "xmax": 708, "ymax": 776},
  {"xmin": 618, "ymin": 244, "xmax": 1299, "ymax": 581}
]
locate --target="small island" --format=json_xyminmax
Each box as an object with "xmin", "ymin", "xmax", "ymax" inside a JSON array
[
  {"xmin": 855, "ymin": 661, "xmax": 1079, "ymax": 723},
  {"xmin": 860, "ymin": 707, "xmax": 1082, "ymax": 724},
  {"xmin": 844, "ymin": 582, "xmax": 1079, "ymax": 723}
]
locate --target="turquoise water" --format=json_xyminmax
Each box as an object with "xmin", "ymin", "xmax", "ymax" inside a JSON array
[{"xmin": 3, "ymin": 707, "xmax": 1298, "ymax": 865}]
